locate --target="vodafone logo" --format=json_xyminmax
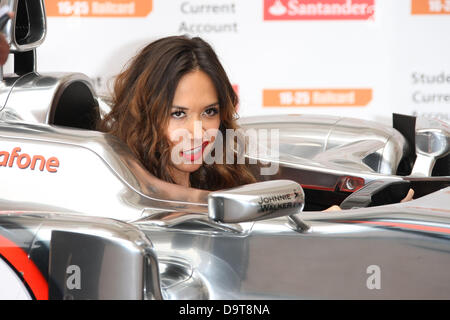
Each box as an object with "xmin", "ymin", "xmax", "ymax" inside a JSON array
[
  {"xmin": 264, "ymin": 0, "xmax": 375, "ymax": 20},
  {"xmin": 0, "ymin": 147, "xmax": 60, "ymax": 173}
]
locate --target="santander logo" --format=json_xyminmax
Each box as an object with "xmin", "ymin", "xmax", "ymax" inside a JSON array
[
  {"xmin": 264, "ymin": 0, "xmax": 375, "ymax": 20},
  {"xmin": 0, "ymin": 147, "xmax": 60, "ymax": 173},
  {"xmin": 269, "ymin": 0, "xmax": 288, "ymax": 16}
]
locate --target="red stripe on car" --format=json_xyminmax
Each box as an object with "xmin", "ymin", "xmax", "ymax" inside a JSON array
[
  {"xmin": 0, "ymin": 235, "xmax": 48, "ymax": 300},
  {"xmin": 342, "ymin": 220, "xmax": 450, "ymax": 235}
]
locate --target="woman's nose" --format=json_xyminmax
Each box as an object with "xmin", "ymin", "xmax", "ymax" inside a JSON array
[{"xmin": 186, "ymin": 117, "xmax": 205, "ymax": 140}]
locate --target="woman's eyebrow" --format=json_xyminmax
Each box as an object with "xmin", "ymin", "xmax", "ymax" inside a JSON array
[
  {"xmin": 172, "ymin": 102, "xmax": 219, "ymax": 110},
  {"xmin": 203, "ymin": 102, "xmax": 219, "ymax": 109},
  {"xmin": 171, "ymin": 106, "xmax": 189, "ymax": 110}
]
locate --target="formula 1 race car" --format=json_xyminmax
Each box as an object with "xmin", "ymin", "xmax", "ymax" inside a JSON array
[{"xmin": 0, "ymin": 0, "xmax": 449, "ymax": 300}]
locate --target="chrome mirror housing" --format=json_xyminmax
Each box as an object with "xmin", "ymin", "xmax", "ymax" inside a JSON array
[
  {"xmin": 2, "ymin": 0, "xmax": 46, "ymax": 52},
  {"xmin": 208, "ymin": 180, "xmax": 305, "ymax": 224},
  {"xmin": 0, "ymin": 1, "xmax": 98, "ymax": 129},
  {"xmin": 412, "ymin": 117, "xmax": 450, "ymax": 176}
]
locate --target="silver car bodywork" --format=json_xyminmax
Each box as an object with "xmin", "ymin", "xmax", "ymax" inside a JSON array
[{"xmin": 0, "ymin": 0, "xmax": 449, "ymax": 300}]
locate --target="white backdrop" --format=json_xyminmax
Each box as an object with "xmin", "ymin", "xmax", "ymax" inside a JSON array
[{"xmin": 29, "ymin": 0, "xmax": 450, "ymax": 124}]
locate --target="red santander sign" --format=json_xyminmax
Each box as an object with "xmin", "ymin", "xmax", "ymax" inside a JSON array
[{"xmin": 264, "ymin": 0, "xmax": 375, "ymax": 20}]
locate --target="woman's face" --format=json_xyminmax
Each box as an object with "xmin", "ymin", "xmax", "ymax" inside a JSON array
[{"xmin": 166, "ymin": 69, "xmax": 220, "ymax": 176}]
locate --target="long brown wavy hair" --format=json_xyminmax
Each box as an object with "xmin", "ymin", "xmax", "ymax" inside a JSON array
[{"xmin": 98, "ymin": 35, "xmax": 256, "ymax": 190}]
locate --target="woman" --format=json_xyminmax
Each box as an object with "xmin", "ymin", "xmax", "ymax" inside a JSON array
[
  {"xmin": 98, "ymin": 35, "xmax": 256, "ymax": 191},
  {"xmin": 98, "ymin": 35, "xmax": 414, "ymax": 208}
]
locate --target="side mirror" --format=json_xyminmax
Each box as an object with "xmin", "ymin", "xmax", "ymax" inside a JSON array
[
  {"xmin": 208, "ymin": 180, "xmax": 305, "ymax": 223},
  {"xmin": 3, "ymin": 0, "xmax": 47, "ymax": 52},
  {"xmin": 412, "ymin": 117, "xmax": 450, "ymax": 176}
]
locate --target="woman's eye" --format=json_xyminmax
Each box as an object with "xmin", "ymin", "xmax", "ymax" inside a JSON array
[
  {"xmin": 203, "ymin": 107, "xmax": 219, "ymax": 117},
  {"xmin": 171, "ymin": 110, "xmax": 185, "ymax": 119}
]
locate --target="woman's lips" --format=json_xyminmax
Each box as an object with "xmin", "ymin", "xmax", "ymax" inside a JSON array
[{"xmin": 181, "ymin": 141, "xmax": 209, "ymax": 162}]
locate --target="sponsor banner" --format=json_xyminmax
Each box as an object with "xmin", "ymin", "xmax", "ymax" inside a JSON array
[
  {"xmin": 264, "ymin": 0, "xmax": 375, "ymax": 20},
  {"xmin": 410, "ymin": 71, "xmax": 450, "ymax": 121},
  {"xmin": 411, "ymin": 71, "xmax": 450, "ymax": 104},
  {"xmin": 45, "ymin": 0, "xmax": 152, "ymax": 17},
  {"xmin": 232, "ymin": 84, "xmax": 240, "ymax": 111},
  {"xmin": 35, "ymin": 1, "xmax": 450, "ymax": 123},
  {"xmin": 263, "ymin": 89, "xmax": 372, "ymax": 107},
  {"xmin": 411, "ymin": 0, "xmax": 450, "ymax": 14},
  {"xmin": 178, "ymin": 1, "xmax": 238, "ymax": 34},
  {"xmin": 232, "ymin": 84, "xmax": 239, "ymax": 96}
]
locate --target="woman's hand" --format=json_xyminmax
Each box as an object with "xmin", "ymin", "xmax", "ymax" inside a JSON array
[
  {"xmin": 323, "ymin": 205, "xmax": 341, "ymax": 212},
  {"xmin": 0, "ymin": 33, "xmax": 9, "ymax": 65},
  {"xmin": 400, "ymin": 188, "xmax": 414, "ymax": 203},
  {"xmin": 0, "ymin": 11, "xmax": 13, "ymax": 66}
]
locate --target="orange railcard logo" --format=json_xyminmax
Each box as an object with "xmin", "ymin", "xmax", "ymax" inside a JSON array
[
  {"xmin": 263, "ymin": 89, "xmax": 372, "ymax": 107},
  {"xmin": 45, "ymin": 0, "xmax": 152, "ymax": 17},
  {"xmin": 411, "ymin": 0, "xmax": 450, "ymax": 14},
  {"xmin": 264, "ymin": 0, "xmax": 375, "ymax": 20}
]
